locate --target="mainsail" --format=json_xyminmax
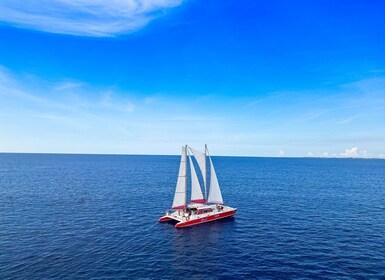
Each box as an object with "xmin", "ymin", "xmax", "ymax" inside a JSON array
[
  {"xmin": 172, "ymin": 146, "xmax": 187, "ymax": 209},
  {"xmin": 188, "ymin": 150, "xmax": 205, "ymax": 203},
  {"xmin": 207, "ymin": 156, "xmax": 224, "ymax": 204}
]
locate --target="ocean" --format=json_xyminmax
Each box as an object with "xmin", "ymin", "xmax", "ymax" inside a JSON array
[{"xmin": 0, "ymin": 153, "xmax": 384, "ymax": 279}]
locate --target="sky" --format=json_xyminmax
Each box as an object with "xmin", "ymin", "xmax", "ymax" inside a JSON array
[{"xmin": 0, "ymin": 0, "xmax": 384, "ymax": 157}]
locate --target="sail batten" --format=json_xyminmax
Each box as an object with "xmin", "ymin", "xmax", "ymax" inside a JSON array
[{"xmin": 172, "ymin": 146, "xmax": 187, "ymax": 209}]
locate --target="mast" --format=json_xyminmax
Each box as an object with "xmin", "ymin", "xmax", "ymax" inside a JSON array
[
  {"xmin": 204, "ymin": 144, "xmax": 207, "ymax": 201},
  {"xmin": 184, "ymin": 144, "xmax": 187, "ymax": 208}
]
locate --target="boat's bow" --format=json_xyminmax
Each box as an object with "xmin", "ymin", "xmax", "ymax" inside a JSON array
[{"xmin": 158, "ymin": 212, "xmax": 183, "ymax": 223}]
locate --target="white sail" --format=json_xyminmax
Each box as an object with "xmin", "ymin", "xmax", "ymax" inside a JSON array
[
  {"xmin": 188, "ymin": 152, "xmax": 205, "ymax": 203},
  {"xmin": 207, "ymin": 156, "xmax": 223, "ymax": 204},
  {"xmin": 172, "ymin": 146, "xmax": 187, "ymax": 209},
  {"xmin": 189, "ymin": 146, "xmax": 207, "ymax": 198}
]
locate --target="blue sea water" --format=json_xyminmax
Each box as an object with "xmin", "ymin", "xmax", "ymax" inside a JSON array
[{"xmin": 0, "ymin": 153, "xmax": 384, "ymax": 279}]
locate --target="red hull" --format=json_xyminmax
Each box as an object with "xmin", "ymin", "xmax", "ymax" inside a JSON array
[
  {"xmin": 175, "ymin": 209, "xmax": 236, "ymax": 228},
  {"xmin": 158, "ymin": 216, "xmax": 173, "ymax": 222}
]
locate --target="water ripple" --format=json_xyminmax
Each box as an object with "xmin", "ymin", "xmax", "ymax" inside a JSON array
[{"xmin": 0, "ymin": 155, "xmax": 384, "ymax": 279}]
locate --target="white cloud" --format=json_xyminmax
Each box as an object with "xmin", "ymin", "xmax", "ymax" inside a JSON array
[
  {"xmin": 279, "ymin": 149, "xmax": 284, "ymax": 156},
  {"xmin": 337, "ymin": 116, "xmax": 357, "ymax": 125},
  {"xmin": 0, "ymin": 0, "xmax": 184, "ymax": 37},
  {"xmin": 340, "ymin": 147, "xmax": 358, "ymax": 157},
  {"xmin": 0, "ymin": 66, "xmax": 135, "ymax": 115},
  {"xmin": 340, "ymin": 147, "xmax": 371, "ymax": 158},
  {"xmin": 54, "ymin": 81, "xmax": 85, "ymax": 92},
  {"xmin": 306, "ymin": 149, "xmax": 383, "ymax": 159}
]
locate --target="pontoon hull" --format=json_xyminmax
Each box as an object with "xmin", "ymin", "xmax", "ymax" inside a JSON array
[
  {"xmin": 175, "ymin": 209, "xmax": 236, "ymax": 228},
  {"xmin": 158, "ymin": 216, "xmax": 181, "ymax": 223}
]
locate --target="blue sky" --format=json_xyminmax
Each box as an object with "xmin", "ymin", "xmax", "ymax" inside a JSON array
[{"xmin": 0, "ymin": 0, "xmax": 384, "ymax": 157}]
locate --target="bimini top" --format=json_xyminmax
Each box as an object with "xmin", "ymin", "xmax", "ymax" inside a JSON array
[
  {"xmin": 188, "ymin": 205, "xmax": 214, "ymax": 211},
  {"xmin": 187, "ymin": 203, "xmax": 206, "ymax": 208}
]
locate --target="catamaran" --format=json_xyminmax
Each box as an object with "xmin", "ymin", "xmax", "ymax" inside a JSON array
[{"xmin": 158, "ymin": 145, "xmax": 237, "ymax": 228}]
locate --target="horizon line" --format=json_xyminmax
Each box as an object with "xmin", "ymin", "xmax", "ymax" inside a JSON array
[{"xmin": 0, "ymin": 151, "xmax": 384, "ymax": 160}]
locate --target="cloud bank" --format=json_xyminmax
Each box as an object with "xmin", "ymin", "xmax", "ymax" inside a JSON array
[
  {"xmin": 1, "ymin": 66, "xmax": 385, "ymax": 157},
  {"xmin": 0, "ymin": 0, "xmax": 183, "ymax": 36},
  {"xmin": 340, "ymin": 147, "xmax": 370, "ymax": 158}
]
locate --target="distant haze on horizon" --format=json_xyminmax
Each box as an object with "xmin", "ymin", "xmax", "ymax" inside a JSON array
[{"xmin": 0, "ymin": 0, "xmax": 384, "ymax": 158}]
